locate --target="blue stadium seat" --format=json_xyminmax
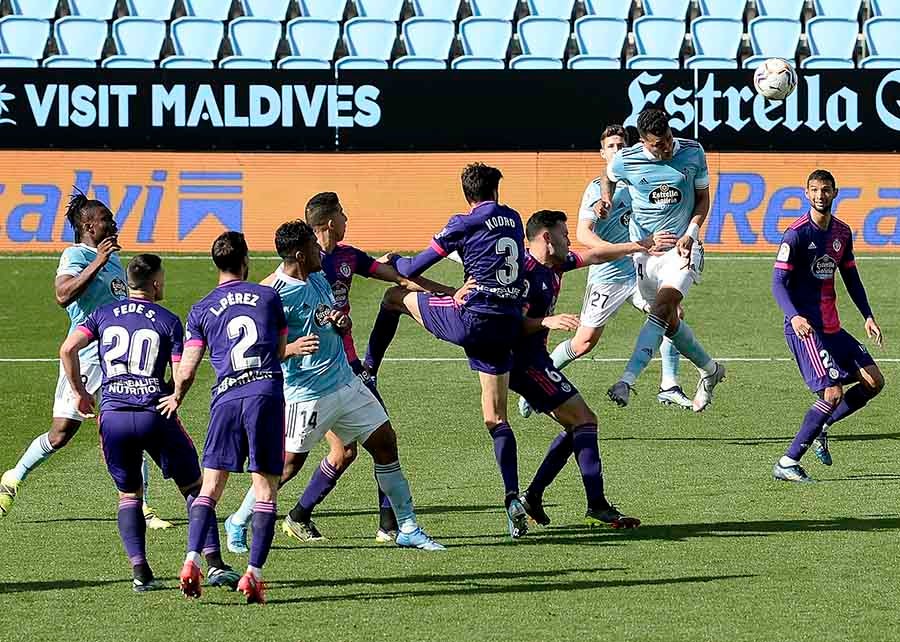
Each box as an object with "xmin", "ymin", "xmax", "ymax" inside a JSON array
[
  {"xmin": 354, "ymin": 0, "xmax": 404, "ymax": 20},
  {"xmin": 102, "ymin": 55, "xmax": 155, "ymax": 67},
  {"xmin": 643, "ymin": 0, "xmax": 691, "ymax": 19},
  {"xmin": 756, "ymin": 0, "xmax": 804, "ymax": 19},
  {"xmin": 748, "ymin": 17, "xmax": 801, "ymax": 60},
  {"xmin": 859, "ymin": 56, "xmax": 900, "ymax": 67},
  {"xmin": 10, "ymin": 0, "xmax": 58, "ymax": 19},
  {"xmin": 240, "ymin": 0, "xmax": 292, "ymax": 20},
  {"xmin": 219, "ymin": 56, "xmax": 273, "ymax": 68},
  {"xmin": 66, "ymin": 0, "xmax": 116, "ymax": 19},
  {"xmin": 468, "ymin": 0, "xmax": 516, "ymax": 20},
  {"xmin": 509, "ymin": 55, "xmax": 562, "ymax": 69},
  {"xmin": 402, "ymin": 18, "xmax": 454, "ymax": 60},
  {"xmin": 574, "ymin": 17, "xmax": 627, "ymax": 58},
  {"xmin": 335, "ymin": 55, "xmax": 389, "ymax": 69},
  {"xmin": 690, "ymin": 18, "xmax": 743, "ymax": 59},
  {"xmin": 287, "ymin": 18, "xmax": 340, "ymax": 60},
  {"xmin": 459, "ymin": 17, "xmax": 511, "ymax": 59},
  {"xmin": 583, "ymin": 0, "xmax": 630, "ymax": 19},
  {"xmin": 633, "ymin": 17, "xmax": 685, "ymax": 59},
  {"xmin": 567, "ymin": 54, "xmax": 619, "ymax": 68},
  {"xmin": 413, "ymin": 0, "xmax": 461, "ymax": 19},
  {"xmin": 183, "ymin": 0, "xmax": 231, "ymax": 20},
  {"xmin": 277, "ymin": 56, "xmax": 331, "ymax": 68},
  {"xmin": 627, "ymin": 56, "xmax": 680, "ymax": 69},
  {"xmin": 871, "ymin": 0, "xmax": 900, "ymax": 17},
  {"xmin": 171, "ymin": 17, "xmax": 224, "ymax": 60},
  {"xmin": 685, "ymin": 56, "xmax": 737, "ymax": 68},
  {"xmin": 43, "ymin": 55, "xmax": 95, "ymax": 67},
  {"xmin": 865, "ymin": 18, "xmax": 900, "ymax": 57},
  {"xmin": 113, "ymin": 18, "xmax": 166, "ymax": 60},
  {"xmin": 126, "ymin": 0, "xmax": 175, "ymax": 19},
  {"xmin": 393, "ymin": 55, "xmax": 446, "ymax": 68},
  {"xmin": 160, "ymin": 55, "xmax": 215, "ymax": 68},
  {"xmin": 451, "ymin": 55, "xmax": 504, "ymax": 68},
  {"xmin": 741, "ymin": 55, "xmax": 768, "ymax": 68},
  {"xmin": 0, "ymin": 54, "xmax": 38, "ymax": 66},
  {"xmin": 229, "ymin": 18, "xmax": 282, "ymax": 61},
  {"xmin": 0, "ymin": 17, "xmax": 49, "ymax": 60},
  {"xmin": 801, "ymin": 56, "xmax": 854, "ymax": 68},
  {"xmin": 526, "ymin": 0, "xmax": 575, "ymax": 19},
  {"xmin": 812, "ymin": 0, "xmax": 861, "ymax": 19},
  {"xmin": 344, "ymin": 18, "xmax": 396, "ymax": 60},
  {"xmin": 54, "ymin": 17, "xmax": 108, "ymax": 60},
  {"xmin": 698, "ymin": 0, "xmax": 746, "ymax": 20},
  {"xmin": 299, "ymin": 0, "xmax": 347, "ymax": 20},
  {"xmin": 806, "ymin": 18, "xmax": 857, "ymax": 61},
  {"xmin": 517, "ymin": 17, "xmax": 569, "ymax": 58}
]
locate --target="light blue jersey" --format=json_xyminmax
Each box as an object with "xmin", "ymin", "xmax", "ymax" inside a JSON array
[
  {"xmin": 271, "ymin": 267, "xmax": 354, "ymax": 403},
  {"xmin": 606, "ymin": 138, "xmax": 710, "ymax": 242},
  {"xmin": 579, "ymin": 177, "xmax": 635, "ymax": 284},
  {"xmin": 56, "ymin": 244, "xmax": 127, "ymax": 363}
]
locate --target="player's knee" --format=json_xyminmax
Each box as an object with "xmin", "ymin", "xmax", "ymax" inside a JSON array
[
  {"xmin": 331, "ymin": 444, "xmax": 358, "ymax": 470},
  {"xmin": 381, "ymin": 286, "xmax": 407, "ymax": 312},
  {"xmin": 571, "ymin": 334, "xmax": 595, "ymax": 356},
  {"xmin": 867, "ymin": 370, "xmax": 885, "ymax": 395},
  {"xmin": 822, "ymin": 387, "xmax": 843, "ymax": 407},
  {"xmin": 178, "ymin": 478, "xmax": 202, "ymax": 499},
  {"xmin": 48, "ymin": 424, "xmax": 77, "ymax": 449},
  {"xmin": 366, "ymin": 422, "xmax": 399, "ymax": 462}
]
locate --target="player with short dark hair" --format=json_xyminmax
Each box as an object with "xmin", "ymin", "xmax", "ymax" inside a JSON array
[
  {"xmin": 601, "ymin": 108, "xmax": 725, "ymax": 412},
  {"xmin": 363, "ymin": 162, "xmax": 532, "ymax": 538},
  {"xmin": 771, "ymin": 170, "xmax": 885, "ymax": 483},
  {"xmin": 158, "ymin": 231, "xmax": 288, "ymax": 604},
  {"xmin": 58, "ymin": 254, "xmax": 239, "ymax": 593},
  {"xmin": 0, "ymin": 194, "xmax": 172, "ymax": 529}
]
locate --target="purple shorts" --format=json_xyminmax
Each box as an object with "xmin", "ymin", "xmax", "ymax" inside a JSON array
[
  {"xmin": 786, "ymin": 328, "xmax": 875, "ymax": 392},
  {"xmin": 99, "ymin": 410, "xmax": 200, "ymax": 493},
  {"xmin": 203, "ymin": 393, "xmax": 285, "ymax": 475},
  {"xmin": 510, "ymin": 350, "xmax": 579, "ymax": 414},
  {"xmin": 417, "ymin": 294, "xmax": 521, "ymax": 374}
]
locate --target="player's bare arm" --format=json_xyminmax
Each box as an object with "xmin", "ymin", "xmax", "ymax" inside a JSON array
[
  {"xmin": 371, "ymin": 260, "xmax": 455, "ymax": 296},
  {"xmin": 284, "ymin": 334, "xmax": 319, "ymax": 359},
  {"xmin": 580, "ymin": 231, "xmax": 679, "ymax": 266},
  {"xmin": 327, "ymin": 309, "xmax": 352, "ymax": 335},
  {"xmin": 157, "ymin": 344, "xmax": 204, "ymax": 418},
  {"xmin": 59, "ymin": 330, "xmax": 94, "ymax": 416},
  {"xmin": 54, "ymin": 236, "xmax": 121, "ymax": 307},
  {"xmin": 522, "ymin": 313, "xmax": 580, "ymax": 336},
  {"xmin": 677, "ymin": 187, "xmax": 710, "ymax": 259}
]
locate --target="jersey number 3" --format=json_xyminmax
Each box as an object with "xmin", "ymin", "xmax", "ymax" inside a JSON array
[{"xmin": 495, "ymin": 238, "xmax": 519, "ymax": 286}]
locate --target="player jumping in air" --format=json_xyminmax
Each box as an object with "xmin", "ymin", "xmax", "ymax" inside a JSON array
[
  {"xmin": 0, "ymin": 193, "xmax": 172, "ymax": 529},
  {"xmin": 363, "ymin": 163, "xmax": 531, "ymax": 538},
  {"xmin": 602, "ymin": 108, "xmax": 725, "ymax": 412},
  {"xmin": 771, "ymin": 169, "xmax": 885, "ymax": 483},
  {"xmin": 225, "ymin": 193, "xmax": 454, "ymax": 550},
  {"xmin": 230, "ymin": 221, "xmax": 444, "ymax": 550},
  {"xmin": 518, "ymin": 124, "xmax": 692, "ymax": 419},
  {"xmin": 157, "ymin": 232, "xmax": 288, "ymax": 605},
  {"xmin": 502, "ymin": 210, "xmax": 673, "ymax": 527},
  {"xmin": 59, "ymin": 255, "xmax": 240, "ymax": 593}
]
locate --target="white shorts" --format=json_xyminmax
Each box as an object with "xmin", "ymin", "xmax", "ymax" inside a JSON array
[
  {"xmin": 633, "ymin": 242, "xmax": 705, "ymax": 306},
  {"xmin": 579, "ymin": 280, "xmax": 637, "ymax": 328},
  {"xmin": 284, "ymin": 377, "xmax": 389, "ymax": 454},
  {"xmin": 52, "ymin": 360, "xmax": 103, "ymax": 421}
]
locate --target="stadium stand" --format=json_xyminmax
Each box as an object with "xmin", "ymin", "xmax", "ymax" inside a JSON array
[{"xmin": 0, "ymin": 1, "xmax": 893, "ymax": 71}]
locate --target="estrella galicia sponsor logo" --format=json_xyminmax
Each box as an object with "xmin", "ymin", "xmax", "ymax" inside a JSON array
[
  {"xmin": 811, "ymin": 255, "xmax": 837, "ymax": 279},
  {"xmin": 314, "ymin": 303, "xmax": 331, "ymax": 327},
  {"xmin": 331, "ymin": 281, "xmax": 349, "ymax": 308},
  {"xmin": 0, "ymin": 85, "xmax": 16, "ymax": 126},
  {"xmin": 649, "ymin": 184, "xmax": 682, "ymax": 206},
  {"xmin": 110, "ymin": 277, "xmax": 128, "ymax": 298}
]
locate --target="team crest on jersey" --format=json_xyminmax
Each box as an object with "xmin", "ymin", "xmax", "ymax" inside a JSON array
[
  {"xmin": 811, "ymin": 255, "xmax": 837, "ymax": 280},
  {"xmin": 331, "ymin": 281, "xmax": 349, "ymax": 307},
  {"xmin": 829, "ymin": 367, "xmax": 840, "ymax": 380},
  {"xmin": 110, "ymin": 277, "xmax": 128, "ymax": 299},
  {"xmin": 833, "ymin": 239, "xmax": 842, "ymax": 252},
  {"xmin": 339, "ymin": 262, "xmax": 352, "ymax": 278},
  {"xmin": 649, "ymin": 184, "xmax": 682, "ymax": 206},
  {"xmin": 314, "ymin": 303, "xmax": 332, "ymax": 327},
  {"xmin": 620, "ymin": 210, "xmax": 631, "ymax": 227}
]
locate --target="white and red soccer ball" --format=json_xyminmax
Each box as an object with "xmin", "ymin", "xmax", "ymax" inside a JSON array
[{"xmin": 753, "ymin": 58, "xmax": 798, "ymax": 101}]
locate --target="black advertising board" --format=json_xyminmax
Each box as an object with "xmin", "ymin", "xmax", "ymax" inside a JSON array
[{"xmin": 0, "ymin": 68, "xmax": 899, "ymax": 152}]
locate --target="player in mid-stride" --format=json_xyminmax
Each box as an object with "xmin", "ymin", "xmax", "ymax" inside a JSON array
[
  {"xmin": 0, "ymin": 193, "xmax": 171, "ymax": 529},
  {"xmin": 771, "ymin": 169, "xmax": 885, "ymax": 483},
  {"xmin": 602, "ymin": 108, "xmax": 725, "ymax": 412},
  {"xmin": 158, "ymin": 231, "xmax": 287, "ymax": 604}
]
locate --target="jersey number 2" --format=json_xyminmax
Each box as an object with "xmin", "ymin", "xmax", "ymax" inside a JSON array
[
  {"xmin": 494, "ymin": 238, "xmax": 519, "ymax": 286},
  {"xmin": 227, "ymin": 316, "xmax": 261, "ymax": 371}
]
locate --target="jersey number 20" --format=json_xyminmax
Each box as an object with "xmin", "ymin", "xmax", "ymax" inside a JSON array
[{"xmin": 102, "ymin": 327, "xmax": 160, "ymax": 377}]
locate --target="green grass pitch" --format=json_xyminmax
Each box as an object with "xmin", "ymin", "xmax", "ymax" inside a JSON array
[{"xmin": 0, "ymin": 254, "xmax": 898, "ymax": 641}]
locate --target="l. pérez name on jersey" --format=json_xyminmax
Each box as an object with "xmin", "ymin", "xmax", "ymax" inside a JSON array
[
  {"xmin": 210, "ymin": 291, "xmax": 260, "ymax": 317},
  {"xmin": 649, "ymin": 184, "xmax": 682, "ymax": 206}
]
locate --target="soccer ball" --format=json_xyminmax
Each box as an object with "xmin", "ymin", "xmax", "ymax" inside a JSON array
[{"xmin": 753, "ymin": 58, "xmax": 798, "ymax": 101}]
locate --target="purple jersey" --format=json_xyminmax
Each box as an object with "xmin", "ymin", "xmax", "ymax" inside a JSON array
[
  {"xmin": 430, "ymin": 202, "xmax": 526, "ymax": 316},
  {"xmin": 321, "ymin": 243, "xmax": 377, "ymax": 362},
  {"xmin": 185, "ymin": 280, "xmax": 287, "ymax": 404},
  {"xmin": 774, "ymin": 213, "xmax": 855, "ymax": 335},
  {"xmin": 517, "ymin": 251, "xmax": 584, "ymax": 354},
  {"xmin": 78, "ymin": 299, "xmax": 183, "ymax": 412}
]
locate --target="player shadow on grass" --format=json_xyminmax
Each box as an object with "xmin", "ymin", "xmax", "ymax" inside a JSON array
[
  {"xmin": 315, "ymin": 503, "xmax": 502, "ymax": 518},
  {"xmin": 256, "ymin": 571, "xmax": 756, "ymax": 605},
  {"xmin": 0, "ymin": 578, "xmax": 131, "ymax": 593},
  {"xmin": 601, "ymin": 431, "xmax": 900, "ymax": 446}
]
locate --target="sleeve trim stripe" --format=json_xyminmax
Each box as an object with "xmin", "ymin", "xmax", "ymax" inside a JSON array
[
  {"xmin": 842, "ymin": 259, "xmax": 856, "ymax": 269},
  {"xmin": 279, "ymin": 327, "xmax": 289, "ymax": 336},
  {"xmin": 75, "ymin": 326, "xmax": 94, "ymax": 340},
  {"xmin": 367, "ymin": 261, "xmax": 379, "ymax": 275},
  {"xmin": 171, "ymin": 355, "xmax": 182, "ymax": 363},
  {"xmin": 429, "ymin": 239, "xmax": 448, "ymax": 257},
  {"xmin": 774, "ymin": 261, "xmax": 793, "ymax": 271},
  {"xmin": 573, "ymin": 252, "xmax": 585, "ymax": 268},
  {"xmin": 185, "ymin": 339, "xmax": 205, "ymax": 348}
]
